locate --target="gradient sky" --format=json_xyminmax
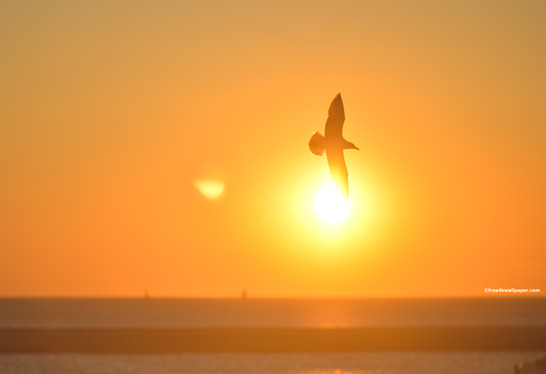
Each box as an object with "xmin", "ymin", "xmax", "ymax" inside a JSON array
[{"xmin": 1, "ymin": 0, "xmax": 545, "ymax": 297}]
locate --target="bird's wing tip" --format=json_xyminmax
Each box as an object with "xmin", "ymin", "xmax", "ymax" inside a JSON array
[{"xmin": 328, "ymin": 93, "xmax": 345, "ymax": 119}]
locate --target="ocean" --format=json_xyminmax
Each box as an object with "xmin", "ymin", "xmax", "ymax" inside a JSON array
[
  {"xmin": 0, "ymin": 298, "xmax": 544, "ymax": 374},
  {"xmin": 1, "ymin": 298, "xmax": 545, "ymax": 328}
]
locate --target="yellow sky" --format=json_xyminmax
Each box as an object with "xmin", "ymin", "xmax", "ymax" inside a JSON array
[{"xmin": 1, "ymin": 1, "xmax": 545, "ymax": 297}]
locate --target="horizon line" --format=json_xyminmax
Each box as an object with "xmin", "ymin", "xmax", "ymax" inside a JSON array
[{"xmin": 0, "ymin": 295, "xmax": 544, "ymax": 300}]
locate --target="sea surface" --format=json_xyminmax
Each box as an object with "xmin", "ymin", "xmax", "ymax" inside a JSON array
[
  {"xmin": 0, "ymin": 297, "xmax": 544, "ymax": 328},
  {"xmin": 1, "ymin": 352, "xmax": 546, "ymax": 374},
  {"xmin": 0, "ymin": 298, "xmax": 545, "ymax": 374}
]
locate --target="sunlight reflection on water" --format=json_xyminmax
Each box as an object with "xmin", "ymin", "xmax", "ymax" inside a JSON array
[
  {"xmin": 0, "ymin": 352, "xmax": 544, "ymax": 374},
  {"xmin": 299, "ymin": 370, "xmax": 376, "ymax": 374}
]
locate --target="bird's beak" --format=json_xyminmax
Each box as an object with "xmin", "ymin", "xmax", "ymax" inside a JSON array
[{"xmin": 356, "ymin": 147, "xmax": 360, "ymax": 150}]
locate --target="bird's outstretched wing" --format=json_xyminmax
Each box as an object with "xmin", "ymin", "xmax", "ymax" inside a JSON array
[
  {"xmin": 324, "ymin": 93, "xmax": 345, "ymax": 139},
  {"xmin": 326, "ymin": 148, "xmax": 349, "ymax": 200}
]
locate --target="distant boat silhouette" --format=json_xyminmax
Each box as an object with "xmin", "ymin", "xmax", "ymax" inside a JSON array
[{"xmin": 308, "ymin": 93, "xmax": 359, "ymax": 200}]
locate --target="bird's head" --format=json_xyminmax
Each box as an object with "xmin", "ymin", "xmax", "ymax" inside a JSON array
[{"xmin": 348, "ymin": 142, "xmax": 359, "ymax": 150}]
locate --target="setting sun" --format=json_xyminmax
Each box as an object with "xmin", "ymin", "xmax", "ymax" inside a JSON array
[
  {"xmin": 1, "ymin": 1, "xmax": 546, "ymax": 370},
  {"xmin": 314, "ymin": 184, "xmax": 352, "ymax": 223}
]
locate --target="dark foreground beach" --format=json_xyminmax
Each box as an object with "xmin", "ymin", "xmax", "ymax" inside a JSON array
[{"xmin": 1, "ymin": 327, "xmax": 545, "ymax": 353}]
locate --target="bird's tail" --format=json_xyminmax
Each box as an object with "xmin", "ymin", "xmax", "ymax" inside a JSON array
[{"xmin": 308, "ymin": 131, "xmax": 325, "ymax": 156}]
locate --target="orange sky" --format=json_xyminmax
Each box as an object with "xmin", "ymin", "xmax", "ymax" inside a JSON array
[{"xmin": 1, "ymin": 1, "xmax": 545, "ymax": 297}]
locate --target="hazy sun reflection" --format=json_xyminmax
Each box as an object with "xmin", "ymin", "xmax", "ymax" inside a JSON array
[
  {"xmin": 195, "ymin": 179, "xmax": 225, "ymax": 199},
  {"xmin": 299, "ymin": 370, "xmax": 373, "ymax": 374}
]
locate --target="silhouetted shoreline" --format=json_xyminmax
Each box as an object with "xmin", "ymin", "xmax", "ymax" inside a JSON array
[{"xmin": 1, "ymin": 327, "xmax": 545, "ymax": 353}]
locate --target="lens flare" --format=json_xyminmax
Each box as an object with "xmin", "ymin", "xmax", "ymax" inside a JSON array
[{"xmin": 195, "ymin": 179, "xmax": 224, "ymax": 199}]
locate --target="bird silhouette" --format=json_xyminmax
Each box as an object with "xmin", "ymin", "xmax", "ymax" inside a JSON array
[{"xmin": 308, "ymin": 93, "xmax": 359, "ymax": 200}]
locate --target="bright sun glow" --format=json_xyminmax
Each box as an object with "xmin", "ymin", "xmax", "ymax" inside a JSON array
[{"xmin": 314, "ymin": 184, "xmax": 351, "ymax": 223}]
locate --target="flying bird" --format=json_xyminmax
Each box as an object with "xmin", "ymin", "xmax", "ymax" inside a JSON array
[{"xmin": 308, "ymin": 93, "xmax": 359, "ymax": 200}]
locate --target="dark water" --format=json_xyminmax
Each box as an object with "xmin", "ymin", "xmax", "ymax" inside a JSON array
[
  {"xmin": 1, "ymin": 298, "xmax": 544, "ymax": 373},
  {"xmin": 1, "ymin": 352, "xmax": 545, "ymax": 374},
  {"xmin": 0, "ymin": 297, "xmax": 544, "ymax": 328}
]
